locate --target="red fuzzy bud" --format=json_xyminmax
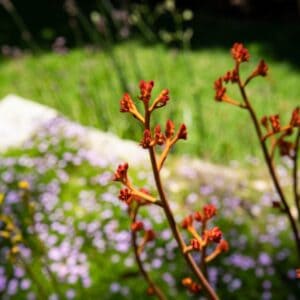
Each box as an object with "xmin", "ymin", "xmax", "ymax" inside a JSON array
[
  {"xmin": 139, "ymin": 80, "xmax": 154, "ymax": 103},
  {"xmin": 154, "ymin": 125, "xmax": 166, "ymax": 145},
  {"xmin": 118, "ymin": 188, "xmax": 132, "ymax": 205},
  {"xmin": 253, "ymin": 59, "xmax": 268, "ymax": 77},
  {"xmin": 231, "ymin": 42, "xmax": 250, "ymax": 63},
  {"xmin": 214, "ymin": 77, "xmax": 226, "ymax": 101},
  {"xmin": 261, "ymin": 116, "xmax": 268, "ymax": 129},
  {"xmin": 290, "ymin": 107, "xmax": 300, "ymax": 127},
  {"xmin": 120, "ymin": 93, "xmax": 134, "ymax": 112},
  {"xmin": 154, "ymin": 89, "xmax": 170, "ymax": 109},
  {"xmin": 181, "ymin": 215, "xmax": 193, "ymax": 229},
  {"xmin": 269, "ymin": 115, "xmax": 281, "ymax": 132},
  {"xmin": 278, "ymin": 139, "xmax": 294, "ymax": 157},
  {"xmin": 140, "ymin": 129, "xmax": 153, "ymax": 149},
  {"xmin": 204, "ymin": 227, "xmax": 222, "ymax": 243},
  {"xmin": 194, "ymin": 211, "xmax": 203, "ymax": 222},
  {"xmin": 217, "ymin": 239, "xmax": 229, "ymax": 252},
  {"xmin": 131, "ymin": 221, "xmax": 144, "ymax": 232},
  {"xmin": 113, "ymin": 163, "xmax": 129, "ymax": 182},
  {"xmin": 223, "ymin": 68, "xmax": 238, "ymax": 83},
  {"xmin": 178, "ymin": 124, "xmax": 188, "ymax": 140},
  {"xmin": 165, "ymin": 119, "xmax": 175, "ymax": 139},
  {"xmin": 144, "ymin": 229, "xmax": 156, "ymax": 242},
  {"xmin": 190, "ymin": 238, "xmax": 201, "ymax": 250},
  {"xmin": 203, "ymin": 204, "xmax": 217, "ymax": 220}
]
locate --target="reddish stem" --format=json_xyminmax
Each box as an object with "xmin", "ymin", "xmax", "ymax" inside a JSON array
[
  {"xmin": 293, "ymin": 128, "xmax": 300, "ymax": 222},
  {"xmin": 148, "ymin": 146, "xmax": 219, "ymax": 300},
  {"xmin": 130, "ymin": 206, "xmax": 167, "ymax": 300},
  {"xmin": 236, "ymin": 70, "xmax": 300, "ymax": 260}
]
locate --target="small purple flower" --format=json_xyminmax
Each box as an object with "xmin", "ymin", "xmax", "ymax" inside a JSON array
[
  {"xmin": 110, "ymin": 282, "xmax": 121, "ymax": 293},
  {"xmin": 262, "ymin": 280, "xmax": 272, "ymax": 290},
  {"xmin": 0, "ymin": 275, "xmax": 7, "ymax": 292},
  {"xmin": 66, "ymin": 289, "xmax": 75, "ymax": 299},
  {"xmin": 258, "ymin": 252, "xmax": 272, "ymax": 266},
  {"xmin": 7, "ymin": 278, "xmax": 18, "ymax": 295},
  {"xmin": 20, "ymin": 278, "xmax": 31, "ymax": 290}
]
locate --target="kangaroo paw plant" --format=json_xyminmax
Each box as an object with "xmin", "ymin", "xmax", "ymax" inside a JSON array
[
  {"xmin": 113, "ymin": 80, "xmax": 229, "ymax": 299},
  {"xmin": 214, "ymin": 43, "xmax": 300, "ymax": 264}
]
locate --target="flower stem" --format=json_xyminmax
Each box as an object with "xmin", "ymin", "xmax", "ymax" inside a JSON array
[
  {"xmin": 148, "ymin": 146, "xmax": 219, "ymax": 300},
  {"xmin": 237, "ymin": 74, "xmax": 300, "ymax": 261},
  {"xmin": 130, "ymin": 206, "xmax": 167, "ymax": 300},
  {"xmin": 293, "ymin": 128, "xmax": 300, "ymax": 222}
]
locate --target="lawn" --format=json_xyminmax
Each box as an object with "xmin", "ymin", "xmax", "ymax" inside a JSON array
[{"xmin": 0, "ymin": 39, "xmax": 299, "ymax": 163}]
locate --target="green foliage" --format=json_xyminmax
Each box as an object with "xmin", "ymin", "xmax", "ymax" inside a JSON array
[{"xmin": 0, "ymin": 41, "xmax": 299, "ymax": 163}]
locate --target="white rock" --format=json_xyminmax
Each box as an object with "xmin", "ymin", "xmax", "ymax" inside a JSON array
[
  {"xmin": 0, "ymin": 94, "xmax": 57, "ymax": 151},
  {"xmin": 0, "ymin": 94, "xmax": 147, "ymax": 165}
]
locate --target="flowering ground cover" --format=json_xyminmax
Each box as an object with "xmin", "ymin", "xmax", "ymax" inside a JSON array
[{"xmin": 0, "ymin": 116, "xmax": 299, "ymax": 299}]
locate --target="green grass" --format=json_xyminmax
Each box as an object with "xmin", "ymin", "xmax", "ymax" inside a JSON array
[{"xmin": 0, "ymin": 40, "xmax": 299, "ymax": 163}]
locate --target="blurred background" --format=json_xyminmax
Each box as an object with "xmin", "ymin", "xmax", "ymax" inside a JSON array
[
  {"xmin": 0, "ymin": 0, "xmax": 300, "ymax": 162},
  {"xmin": 1, "ymin": 1, "xmax": 300, "ymax": 300}
]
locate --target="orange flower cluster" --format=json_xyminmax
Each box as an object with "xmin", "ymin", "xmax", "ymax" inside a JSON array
[
  {"xmin": 113, "ymin": 162, "xmax": 129, "ymax": 184},
  {"xmin": 260, "ymin": 107, "xmax": 300, "ymax": 157},
  {"xmin": 182, "ymin": 277, "xmax": 202, "ymax": 294},
  {"xmin": 214, "ymin": 42, "xmax": 269, "ymax": 103},
  {"xmin": 140, "ymin": 120, "xmax": 187, "ymax": 149},
  {"xmin": 182, "ymin": 204, "xmax": 229, "ymax": 259},
  {"xmin": 231, "ymin": 42, "xmax": 250, "ymax": 63},
  {"xmin": 139, "ymin": 80, "xmax": 154, "ymax": 103}
]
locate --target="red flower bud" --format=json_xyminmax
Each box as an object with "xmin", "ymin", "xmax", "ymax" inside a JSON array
[
  {"xmin": 181, "ymin": 215, "xmax": 193, "ymax": 229},
  {"xmin": 189, "ymin": 282, "xmax": 202, "ymax": 294},
  {"xmin": 194, "ymin": 211, "xmax": 203, "ymax": 222},
  {"xmin": 131, "ymin": 221, "xmax": 144, "ymax": 232},
  {"xmin": 203, "ymin": 204, "xmax": 217, "ymax": 220},
  {"xmin": 118, "ymin": 188, "xmax": 132, "ymax": 205},
  {"xmin": 144, "ymin": 229, "xmax": 156, "ymax": 242},
  {"xmin": 217, "ymin": 239, "xmax": 229, "ymax": 252},
  {"xmin": 253, "ymin": 60, "xmax": 268, "ymax": 77},
  {"xmin": 113, "ymin": 163, "xmax": 129, "ymax": 182},
  {"xmin": 178, "ymin": 124, "xmax": 188, "ymax": 140},
  {"xmin": 261, "ymin": 116, "xmax": 268, "ymax": 128},
  {"xmin": 278, "ymin": 139, "xmax": 294, "ymax": 157},
  {"xmin": 223, "ymin": 68, "xmax": 238, "ymax": 83},
  {"xmin": 139, "ymin": 80, "xmax": 154, "ymax": 103},
  {"xmin": 182, "ymin": 277, "xmax": 193, "ymax": 287},
  {"xmin": 190, "ymin": 238, "xmax": 201, "ymax": 250},
  {"xmin": 214, "ymin": 77, "xmax": 226, "ymax": 101},
  {"xmin": 269, "ymin": 114, "xmax": 281, "ymax": 132},
  {"xmin": 120, "ymin": 93, "xmax": 134, "ymax": 112},
  {"xmin": 272, "ymin": 201, "xmax": 281, "ymax": 209},
  {"xmin": 231, "ymin": 42, "xmax": 250, "ymax": 63},
  {"xmin": 140, "ymin": 129, "xmax": 153, "ymax": 149},
  {"xmin": 204, "ymin": 227, "xmax": 222, "ymax": 243},
  {"xmin": 154, "ymin": 89, "xmax": 170, "ymax": 109},
  {"xmin": 165, "ymin": 119, "xmax": 175, "ymax": 138},
  {"xmin": 154, "ymin": 125, "xmax": 166, "ymax": 145},
  {"xmin": 182, "ymin": 278, "xmax": 201, "ymax": 294},
  {"xmin": 147, "ymin": 286, "xmax": 155, "ymax": 295},
  {"xmin": 290, "ymin": 107, "xmax": 300, "ymax": 127}
]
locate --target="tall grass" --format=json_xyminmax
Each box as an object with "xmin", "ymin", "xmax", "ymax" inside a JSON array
[{"xmin": 0, "ymin": 40, "xmax": 299, "ymax": 163}]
